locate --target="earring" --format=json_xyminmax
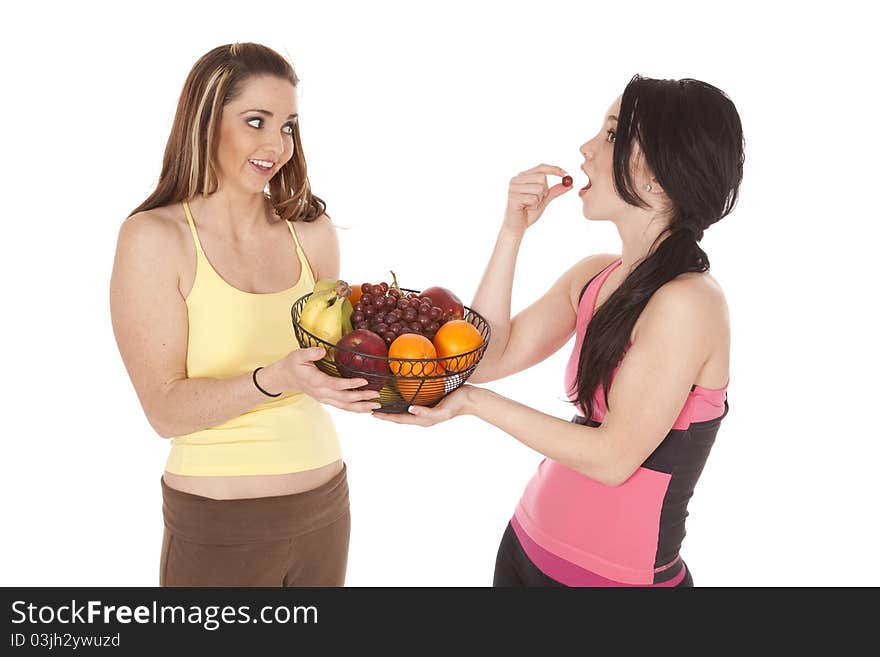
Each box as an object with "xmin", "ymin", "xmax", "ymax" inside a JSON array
[{"xmin": 644, "ymin": 183, "xmax": 653, "ymax": 192}]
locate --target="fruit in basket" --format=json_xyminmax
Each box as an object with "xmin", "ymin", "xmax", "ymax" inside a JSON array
[
  {"xmin": 299, "ymin": 279, "xmax": 352, "ymax": 347},
  {"xmin": 352, "ymin": 271, "xmax": 450, "ymax": 342},
  {"xmin": 397, "ymin": 374, "xmax": 446, "ymax": 406},
  {"xmin": 348, "ymin": 284, "xmax": 363, "ymax": 307},
  {"xmin": 389, "ymin": 333, "xmax": 446, "ymax": 404},
  {"xmin": 389, "ymin": 334, "xmax": 441, "ymax": 376},
  {"xmin": 313, "ymin": 279, "xmax": 339, "ymax": 294},
  {"xmin": 433, "ymin": 320, "xmax": 483, "ymax": 372},
  {"xmin": 420, "ymin": 286, "xmax": 464, "ymax": 323},
  {"xmin": 341, "ymin": 298, "xmax": 354, "ymax": 336},
  {"xmin": 336, "ymin": 329, "xmax": 389, "ymax": 391}
]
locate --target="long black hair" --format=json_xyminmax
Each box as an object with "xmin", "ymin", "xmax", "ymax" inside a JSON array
[{"xmin": 570, "ymin": 75, "xmax": 744, "ymax": 419}]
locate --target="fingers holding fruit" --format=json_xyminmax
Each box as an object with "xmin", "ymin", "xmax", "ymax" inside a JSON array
[
  {"xmin": 311, "ymin": 375, "xmax": 383, "ymax": 413},
  {"xmin": 504, "ymin": 164, "xmax": 574, "ymax": 232},
  {"xmin": 522, "ymin": 164, "xmax": 576, "ymax": 199},
  {"xmin": 509, "ymin": 181, "xmax": 548, "ymax": 206},
  {"xmin": 284, "ymin": 349, "xmax": 382, "ymax": 412},
  {"xmin": 523, "ymin": 163, "xmax": 568, "ymax": 177},
  {"xmin": 372, "ymin": 385, "xmax": 473, "ymax": 427}
]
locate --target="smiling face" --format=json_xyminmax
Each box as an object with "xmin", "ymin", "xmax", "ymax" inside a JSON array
[{"xmin": 215, "ymin": 74, "xmax": 299, "ymax": 195}]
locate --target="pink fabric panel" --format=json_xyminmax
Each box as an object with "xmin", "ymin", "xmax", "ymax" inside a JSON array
[
  {"xmin": 671, "ymin": 385, "xmax": 728, "ymax": 429},
  {"xmin": 514, "ymin": 458, "xmax": 671, "ymax": 585},
  {"xmin": 564, "ymin": 259, "xmax": 728, "ymax": 426},
  {"xmin": 510, "ymin": 515, "xmax": 686, "ymax": 587}
]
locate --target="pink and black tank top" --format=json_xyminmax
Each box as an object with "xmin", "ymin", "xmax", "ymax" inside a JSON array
[{"xmin": 512, "ymin": 258, "xmax": 729, "ymax": 586}]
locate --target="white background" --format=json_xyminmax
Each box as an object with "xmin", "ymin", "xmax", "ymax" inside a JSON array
[{"xmin": 1, "ymin": 0, "xmax": 877, "ymax": 587}]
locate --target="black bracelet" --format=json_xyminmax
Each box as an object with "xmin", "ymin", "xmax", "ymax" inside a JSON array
[{"xmin": 252, "ymin": 367, "xmax": 282, "ymax": 398}]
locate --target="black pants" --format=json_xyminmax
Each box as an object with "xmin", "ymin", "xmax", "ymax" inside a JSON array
[{"xmin": 492, "ymin": 522, "xmax": 694, "ymax": 587}]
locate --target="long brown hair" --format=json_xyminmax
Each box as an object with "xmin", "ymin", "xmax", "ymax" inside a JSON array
[
  {"xmin": 129, "ymin": 42, "xmax": 326, "ymax": 223},
  {"xmin": 570, "ymin": 75, "xmax": 744, "ymax": 420}
]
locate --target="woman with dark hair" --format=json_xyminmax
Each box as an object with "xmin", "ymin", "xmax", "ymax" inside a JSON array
[
  {"xmin": 374, "ymin": 75, "xmax": 744, "ymax": 587},
  {"xmin": 110, "ymin": 43, "xmax": 382, "ymax": 586}
]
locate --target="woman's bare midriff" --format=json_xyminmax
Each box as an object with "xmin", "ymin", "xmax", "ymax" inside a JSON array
[{"xmin": 162, "ymin": 459, "xmax": 344, "ymax": 500}]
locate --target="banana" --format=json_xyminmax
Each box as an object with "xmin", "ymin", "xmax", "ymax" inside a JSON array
[
  {"xmin": 341, "ymin": 298, "xmax": 354, "ymax": 336},
  {"xmin": 311, "ymin": 295, "xmax": 347, "ymax": 347},
  {"xmin": 298, "ymin": 280, "xmax": 352, "ymax": 354},
  {"xmin": 312, "ymin": 278, "xmax": 339, "ymax": 295},
  {"xmin": 298, "ymin": 287, "xmax": 336, "ymax": 338}
]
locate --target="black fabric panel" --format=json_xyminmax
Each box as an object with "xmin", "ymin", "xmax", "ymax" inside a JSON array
[
  {"xmin": 493, "ymin": 522, "xmax": 565, "ymax": 587},
  {"xmin": 570, "ymin": 399, "xmax": 729, "ymax": 577},
  {"xmin": 651, "ymin": 400, "xmax": 729, "ymax": 569}
]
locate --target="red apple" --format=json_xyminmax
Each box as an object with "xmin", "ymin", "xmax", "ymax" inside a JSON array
[
  {"xmin": 420, "ymin": 286, "xmax": 464, "ymax": 323},
  {"xmin": 335, "ymin": 329, "xmax": 390, "ymax": 391}
]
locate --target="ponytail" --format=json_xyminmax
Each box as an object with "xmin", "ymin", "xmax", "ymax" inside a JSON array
[
  {"xmin": 569, "ymin": 74, "xmax": 744, "ymax": 420},
  {"xmin": 570, "ymin": 227, "xmax": 708, "ymax": 420}
]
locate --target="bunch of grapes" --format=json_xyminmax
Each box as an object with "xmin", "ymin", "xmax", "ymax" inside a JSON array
[{"xmin": 351, "ymin": 274, "xmax": 445, "ymax": 345}]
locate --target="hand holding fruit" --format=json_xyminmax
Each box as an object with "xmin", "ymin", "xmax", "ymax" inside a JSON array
[
  {"xmin": 503, "ymin": 163, "xmax": 574, "ymax": 234},
  {"xmin": 267, "ymin": 346, "xmax": 382, "ymax": 413},
  {"xmin": 372, "ymin": 384, "xmax": 476, "ymax": 426}
]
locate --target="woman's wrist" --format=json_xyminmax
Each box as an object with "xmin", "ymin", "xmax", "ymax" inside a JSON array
[
  {"xmin": 254, "ymin": 362, "xmax": 288, "ymax": 397},
  {"xmin": 461, "ymin": 384, "xmax": 486, "ymax": 416},
  {"xmin": 498, "ymin": 225, "xmax": 526, "ymax": 243}
]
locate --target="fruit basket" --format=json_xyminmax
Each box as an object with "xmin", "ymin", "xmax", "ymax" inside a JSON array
[{"xmin": 291, "ymin": 289, "xmax": 491, "ymax": 413}]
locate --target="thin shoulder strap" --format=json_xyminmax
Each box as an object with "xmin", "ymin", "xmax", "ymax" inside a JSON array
[
  {"xmin": 182, "ymin": 200, "xmax": 204, "ymax": 253},
  {"xmin": 286, "ymin": 219, "xmax": 304, "ymax": 252},
  {"xmin": 286, "ymin": 219, "xmax": 316, "ymax": 283},
  {"xmin": 578, "ymin": 271, "xmax": 602, "ymax": 305},
  {"xmin": 577, "ymin": 258, "xmax": 621, "ymax": 304}
]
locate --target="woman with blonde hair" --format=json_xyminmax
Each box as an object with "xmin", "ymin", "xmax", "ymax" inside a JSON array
[{"xmin": 110, "ymin": 42, "xmax": 381, "ymax": 586}]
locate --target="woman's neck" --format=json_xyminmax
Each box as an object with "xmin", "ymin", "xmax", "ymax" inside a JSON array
[
  {"xmin": 616, "ymin": 213, "xmax": 671, "ymax": 274},
  {"xmin": 190, "ymin": 190, "xmax": 270, "ymax": 238}
]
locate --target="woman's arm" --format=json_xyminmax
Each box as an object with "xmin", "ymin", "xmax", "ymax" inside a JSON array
[
  {"xmin": 468, "ymin": 163, "xmax": 580, "ymax": 383},
  {"xmin": 109, "ymin": 212, "xmax": 378, "ymax": 439},
  {"xmin": 467, "ymin": 227, "xmax": 522, "ymax": 379},
  {"xmin": 376, "ymin": 279, "xmax": 717, "ymax": 486},
  {"xmin": 469, "ymin": 253, "xmax": 617, "ymax": 383}
]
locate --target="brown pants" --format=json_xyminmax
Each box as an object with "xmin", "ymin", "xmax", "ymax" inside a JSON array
[{"xmin": 159, "ymin": 464, "xmax": 350, "ymax": 587}]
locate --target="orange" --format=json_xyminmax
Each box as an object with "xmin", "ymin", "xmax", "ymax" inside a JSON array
[
  {"xmin": 432, "ymin": 320, "xmax": 484, "ymax": 372},
  {"xmin": 348, "ymin": 284, "xmax": 363, "ymax": 307},
  {"xmin": 389, "ymin": 334, "xmax": 439, "ymax": 374},
  {"xmin": 395, "ymin": 368, "xmax": 446, "ymax": 405},
  {"xmin": 389, "ymin": 333, "xmax": 446, "ymax": 404}
]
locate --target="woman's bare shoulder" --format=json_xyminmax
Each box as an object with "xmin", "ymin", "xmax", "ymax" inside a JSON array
[
  {"xmin": 113, "ymin": 204, "xmax": 193, "ymax": 290},
  {"xmin": 121, "ymin": 203, "xmax": 185, "ymax": 233},
  {"xmin": 117, "ymin": 204, "xmax": 188, "ymax": 253},
  {"xmin": 291, "ymin": 213, "xmax": 338, "ymax": 281},
  {"xmin": 639, "ymin": 270, "xmax": 729, "ymax": 341},
  {"xmin": 670, "ymin": 270, "xmax": 728, "ymax": 308}
]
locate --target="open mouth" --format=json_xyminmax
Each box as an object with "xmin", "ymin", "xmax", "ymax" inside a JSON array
[
  {"xmin": 248, "ymin": 158, "xmax": 275, "ymax": 175},
  {"xmin": 579, "ymin": 175, "xmax": 592, "ymax": 195}
]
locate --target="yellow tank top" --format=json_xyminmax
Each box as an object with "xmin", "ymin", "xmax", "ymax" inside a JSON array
[{"xmin": 164, "ymin": 200, "xmax": 342, "ymax": 476}]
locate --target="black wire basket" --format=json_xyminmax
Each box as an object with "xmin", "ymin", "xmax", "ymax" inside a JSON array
[{"xmin": 291, "ymin": 289, "xmax": 491, "ymax": 413}]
